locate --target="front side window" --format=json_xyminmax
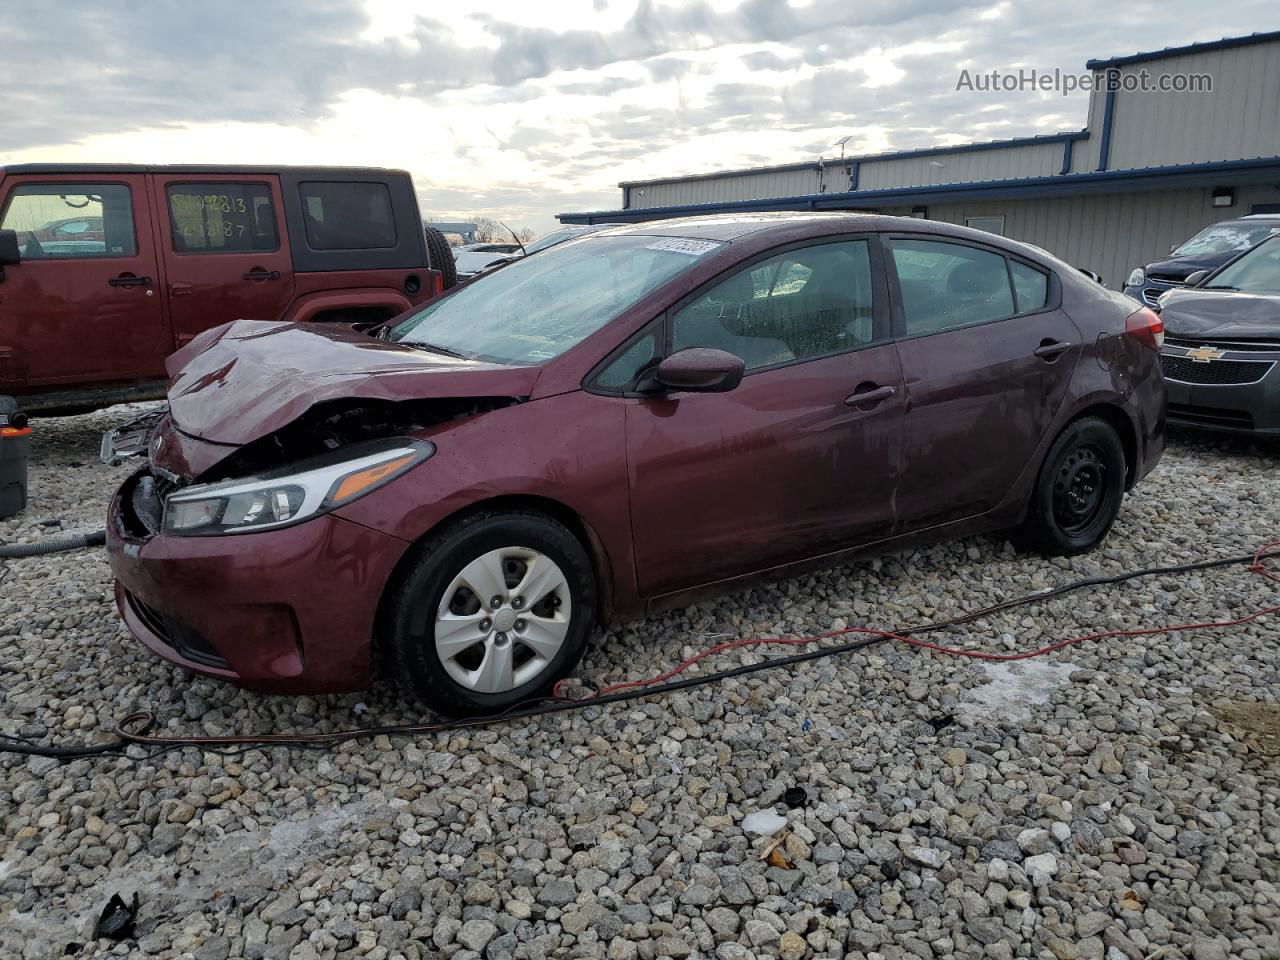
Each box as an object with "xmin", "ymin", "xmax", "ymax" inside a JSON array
[
  {"xmin": 1203, "ymin": 235, "xmax": 1280, "ymax": 294},
  {"xmin": 166, "ymin": 183, "xmax": 278, "ymax": 253},
  {"xmin": 299, "ymin": 181, "xmax": 396, "ymax": 250},
  {"xmin": 890, "ymin": 238, "xmax": 1015, "ymax": 336},
  {"xmin": 392, "ymin": 235, "xmax": 721, "ymax": 366},
  {"xmin": 0, "ymin": 183, "xmax": 135, "ymax": 259},
  {"xmin": 670, "ymin": 240, "xmax": 877, "ymax": 372}
]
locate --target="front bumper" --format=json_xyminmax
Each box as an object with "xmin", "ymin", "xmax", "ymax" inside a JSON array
[
  {"xmin": 1160, "ymin": 345, "xmax": 1280, "ymax": 436},
  {"xmin": 107, "ymin": 471, "xmax": 410, "ymax": 693}
]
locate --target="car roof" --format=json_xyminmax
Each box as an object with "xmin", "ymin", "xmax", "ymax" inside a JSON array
[
  {"xmin": 0, "ymin": 163, "xmax": 411, "ymax": 177},
  {"xmin": 583, "ymin": 211, "xmax": 1017, "ymax": 246},
  {"xmin": 1237, "ymin": 214, "xmax": 1280, "ymax": 220}
]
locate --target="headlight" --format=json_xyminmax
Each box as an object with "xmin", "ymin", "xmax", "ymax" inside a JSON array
[
  {"xmin": 163, "ymin": 438, "xmax": 433, "ymax": 536},
  {"xmin": 1126, "ymin": 267, "xmax": 1145, "ymax": 287}
]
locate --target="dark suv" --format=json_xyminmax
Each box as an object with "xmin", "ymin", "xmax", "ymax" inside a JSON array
[
  {"xmin": 1124, "ymin": 215, "xmax": 1280, "ymax": 308},
  {"xmin": 0, "ymin": 164, "xmax": 456, "ymax": 414}
]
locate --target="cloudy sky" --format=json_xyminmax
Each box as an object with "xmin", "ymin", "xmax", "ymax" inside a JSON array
[{"xmin": 2, "ymin": 1, "xmax": 1274, "ymax": 233}]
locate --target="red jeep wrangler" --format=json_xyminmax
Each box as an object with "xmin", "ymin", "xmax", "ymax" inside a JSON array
[{"xmin": 0, "ymin": 164, "xmax": 457, "ymax": 414}]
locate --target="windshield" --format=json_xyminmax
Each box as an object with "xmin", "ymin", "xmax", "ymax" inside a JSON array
[
  {"xmin": 1175, "ymin": 221, "xmax": 1280, "ymax": 257},
  {"xmin": 523, "ymin": 227, "xmax": 586, "ymax": 255},
  {"xmin": 1203, "ymin": 235, "xmax": 1280, "ymax": 294},
  {"xmin": 391, "ymin": 234, "xmax": 723, "ymax": 365}
]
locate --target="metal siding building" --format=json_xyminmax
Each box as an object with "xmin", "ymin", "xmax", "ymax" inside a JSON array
[{"xmin": 562, "ymin": 32, "xmax": 1280, "ymax": 291}]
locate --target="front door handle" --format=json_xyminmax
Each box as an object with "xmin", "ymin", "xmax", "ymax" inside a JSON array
[
  {"xmin": 1033, "ymin": 339, "xmax": 1073, "ymax": 360},
  {"xmin": 845, "ymin": 384, "xmax": 896, "ymax": 407},
  {"xmin": 243, "ymin": 269, "xmax": 281, "ymax": 282},
  {"xmin": 109, "ymin": 273, "xmax": 151, "ymax": 288}
]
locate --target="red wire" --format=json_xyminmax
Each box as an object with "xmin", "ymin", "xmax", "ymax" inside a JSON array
[{"xmin": 558, "ymin": 541, "xmax": 1280, "ymax": 700}]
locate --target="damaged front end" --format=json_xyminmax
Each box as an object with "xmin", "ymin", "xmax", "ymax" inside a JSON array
[{"xmin": 112, "ymin": 396, "xmax": 523, "ymax": 540}]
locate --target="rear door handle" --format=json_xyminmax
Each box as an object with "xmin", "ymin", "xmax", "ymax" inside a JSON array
[
  {"xmin": 170, "ymin": 282, "xmax": 193, "ymax": 297},
  {"xmin": 109, "ymin": 274, "xmax": 151, "ymax": 288},
  {"xmin": 844, "ymin": 384, "xmax": 896, "ymax": 407},
  {"xmin": 1033, "ymin": 340, "xmax": 1073, "ymax": 360},
  {"xmin": 243, "ymin": 269, "xmax": 280, "ymax": 281}
]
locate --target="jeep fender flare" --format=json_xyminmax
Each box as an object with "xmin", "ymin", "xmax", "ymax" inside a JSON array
[{"xmin": 282, "ymin": 289, "xmax": 413, "ymax": 325}]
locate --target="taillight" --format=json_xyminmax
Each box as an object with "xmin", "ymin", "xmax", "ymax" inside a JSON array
[{"xmin": 1125, "ymin": 307, "xmax": 1164, "ymax": 350}]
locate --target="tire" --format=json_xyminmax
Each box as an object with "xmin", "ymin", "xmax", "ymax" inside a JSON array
[
  {"xmin": 1012, "ymin": 417, "xmax": 1126, "ymax": 557},
  {"xmin": 385, "ymin": 510, "xmax": 596, "ymax": 717},
  {"xmin": 424, "ymin": 227, "xmax": 458, "ymax": 291}
]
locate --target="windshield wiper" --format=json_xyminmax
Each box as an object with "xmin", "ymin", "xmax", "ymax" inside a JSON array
[
  {"xmin": 1201, "ymin": 284, "xmax": 1239, "ymax": 291},
  {"xmin": 407, "ymin": 342, "xmax": 468, "ymax": 359}
]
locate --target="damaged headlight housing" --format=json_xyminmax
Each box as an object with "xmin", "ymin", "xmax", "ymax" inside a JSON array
[{"xmin": 162, "ymin": 438, "xmax": 434, "ymax": 536}]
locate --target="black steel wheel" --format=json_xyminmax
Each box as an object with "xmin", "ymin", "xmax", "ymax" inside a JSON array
[{"xmin": 1013, "ymin": 416, "xmax": 1126, "ymax": 556}]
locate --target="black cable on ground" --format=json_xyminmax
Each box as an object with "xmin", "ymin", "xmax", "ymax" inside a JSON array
[
  {"xmin": 0, "ymin": 530, "xmax": 106, "ymax": 558},
  {"xmin": 1, "ymin": 546, "xmax": 1274, "ymax": 761}
]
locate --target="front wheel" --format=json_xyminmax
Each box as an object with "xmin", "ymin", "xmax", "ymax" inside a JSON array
[
  {"xmin": 1012, "ymin": 417, "xmax": 1126, "ymax": 556},
  {"xmin": 385, "ymin": 511, "xmax": 596, "ymax": 717}
]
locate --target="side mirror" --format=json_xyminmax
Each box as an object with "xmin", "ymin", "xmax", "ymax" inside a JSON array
[
  {"xmin": 0, "ymin": 229, "xmax": 20, "ymax": 267},
  {"xmin": 1184, "ymin": 269, "xmax": 1210, "ymax": 287},
  {"xmin": 1077, "ymin": 268, "xmax": 1104, "ymax": 285},
  {"xmin": 642, "ymin": 347, "xmax": 745, "ymax": 394},
  {"xmin": 1170, "ymin": 243, "xmax": 1180, "ymax": 254}
]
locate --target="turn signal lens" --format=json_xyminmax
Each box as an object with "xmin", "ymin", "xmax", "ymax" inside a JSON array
[
  {"xmin": 1124, "ymin": 307, "xmax": 1164, "ymax": 350},
  {"xmin": 327, "ymin": 453, "xmax": 420, "ymax": 505}
]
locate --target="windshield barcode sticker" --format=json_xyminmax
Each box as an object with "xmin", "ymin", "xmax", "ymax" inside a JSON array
[{"xmin": 646, "ymin": 237, "xmax": 721, "ymax": 256}]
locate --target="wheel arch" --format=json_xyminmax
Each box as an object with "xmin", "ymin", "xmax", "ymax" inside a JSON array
[
  {"xmin": 1067, "ymin": 402, "xmax": 1139, "ymax": 490},
  {"xmin": 370, "ymin": 493, "xmax": 616, "ymax": 674}
]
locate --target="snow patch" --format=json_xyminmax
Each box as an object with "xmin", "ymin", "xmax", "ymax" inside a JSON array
[{"xmin": 958, "ymin": 659, "xmax": 1076, "ymax": 723}]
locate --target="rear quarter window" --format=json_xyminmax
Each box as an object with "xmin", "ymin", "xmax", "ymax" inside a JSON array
[
  {"xmin": 298, "ymin": 181, "xmax": 397, "ymax": 250},
  {"xmin": 1010, "ymin": 260, "xmax": 1049, "ymax": 312}
]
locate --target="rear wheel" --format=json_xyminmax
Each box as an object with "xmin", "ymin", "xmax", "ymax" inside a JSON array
[
  {"xmin": 386, "ymin": 510, "xmax": 595, "ymax": 717},
  {"xmin": 1013, "ymin": 417, "xmax": 1126, "ymax": 556},
  {"xmin": 424, "ymin": 227, "xmax": 458, "ymax": 291}
]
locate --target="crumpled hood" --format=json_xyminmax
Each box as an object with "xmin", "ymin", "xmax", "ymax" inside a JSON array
[
  {"xmin": 165, "ymin": 320, "xmax": 540, "ymax": 445},
  {"xmin": 1160, "ymin": 288, "xmax": 1280, "ymax": 340}
]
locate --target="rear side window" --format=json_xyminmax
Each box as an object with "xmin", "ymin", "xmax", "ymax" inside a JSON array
[
  {"xmin": 0, "ymin": 183, "xmax": 135, "ymax": 259},
  {"xmin": 166, "ymin": 183, "xmax": 278, "ymax": 253},
  {"xmin": 1010, "ymin": 260, "xmax": 1049, "ymax": 312},
  {"xmin": 298, "ymin": 181, "xmax": 396, "ymax": 250},
  {"xmin": 890, "ymin": 238, "xmax": 1015, "ymax": 336}
]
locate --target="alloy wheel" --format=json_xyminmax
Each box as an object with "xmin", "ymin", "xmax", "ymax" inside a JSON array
[{"xmin": 434, "ymin": 546, "xmax": 572, "ymax": 693}]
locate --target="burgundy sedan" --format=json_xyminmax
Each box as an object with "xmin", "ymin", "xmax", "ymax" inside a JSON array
[{"xmin": 106, "ymin": 214, "xmax": 1165, "ymax": 716}]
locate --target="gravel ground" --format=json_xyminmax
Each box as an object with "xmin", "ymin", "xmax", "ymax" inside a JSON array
[{"xmin": 2, "ymin": 407, "xmax": 1279, "ymax": 960}]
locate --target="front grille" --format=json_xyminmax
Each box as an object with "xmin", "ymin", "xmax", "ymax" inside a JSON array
[
  {"xmin": 1160, "ymin": 354, "xmax": 1275, "ymax": 385},
  {"xmin": 120, "ymin": 470, "xmax": 178, "ymax": 538},
  {"xmin": 1168, "ymin": 403, "xmax": 1255, "ymax": 430},
  {"xmin": 1142, "ymin": 281, "xmax": 1181, "ymax": 306},
  {"xmin": 126, "ymin": 591, "xmax": 229, "ymax": 670},
  {"xmin": 1165, "ymin": 337, "xmax": 1280, "ymax": 353}
]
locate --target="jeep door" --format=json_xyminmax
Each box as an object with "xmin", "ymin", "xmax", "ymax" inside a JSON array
[
  {"xmin": 152, "ymin": 175, "xmax": 295, "ymax": 348},
  {"xmin": 0, "ymin": 175, "xmax": 167, "ymax": 389}
]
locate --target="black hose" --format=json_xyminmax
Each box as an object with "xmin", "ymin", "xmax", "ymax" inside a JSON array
[{"xmin": 0, "ymin": 530, "xmax": 106, "ymax": 558}]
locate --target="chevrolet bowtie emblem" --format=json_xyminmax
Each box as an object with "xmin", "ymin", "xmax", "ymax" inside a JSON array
[{"xmin": 1184, "ymin": 345, "xmax": 1225, "ymax": 362}]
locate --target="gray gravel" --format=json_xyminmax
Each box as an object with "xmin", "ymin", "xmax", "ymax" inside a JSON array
[{"xmin": 2, "ymin": 408, "xmax": 1279, "ymax": 960}]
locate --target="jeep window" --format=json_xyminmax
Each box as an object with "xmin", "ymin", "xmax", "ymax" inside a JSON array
[
  {"xmin": 299, "ymin": 181, "xmax": 396, "ymax": 250},
  {"xmin": 166, "ymin": 183, "xmax": 278, "ymax": 253},
  {"xmin": 391, "ymin": 235, "xmax": 722, "ymax": 366},
  {"xmin": 0, "ymin": 184, "xmax": 135, "ymax": 259}
]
